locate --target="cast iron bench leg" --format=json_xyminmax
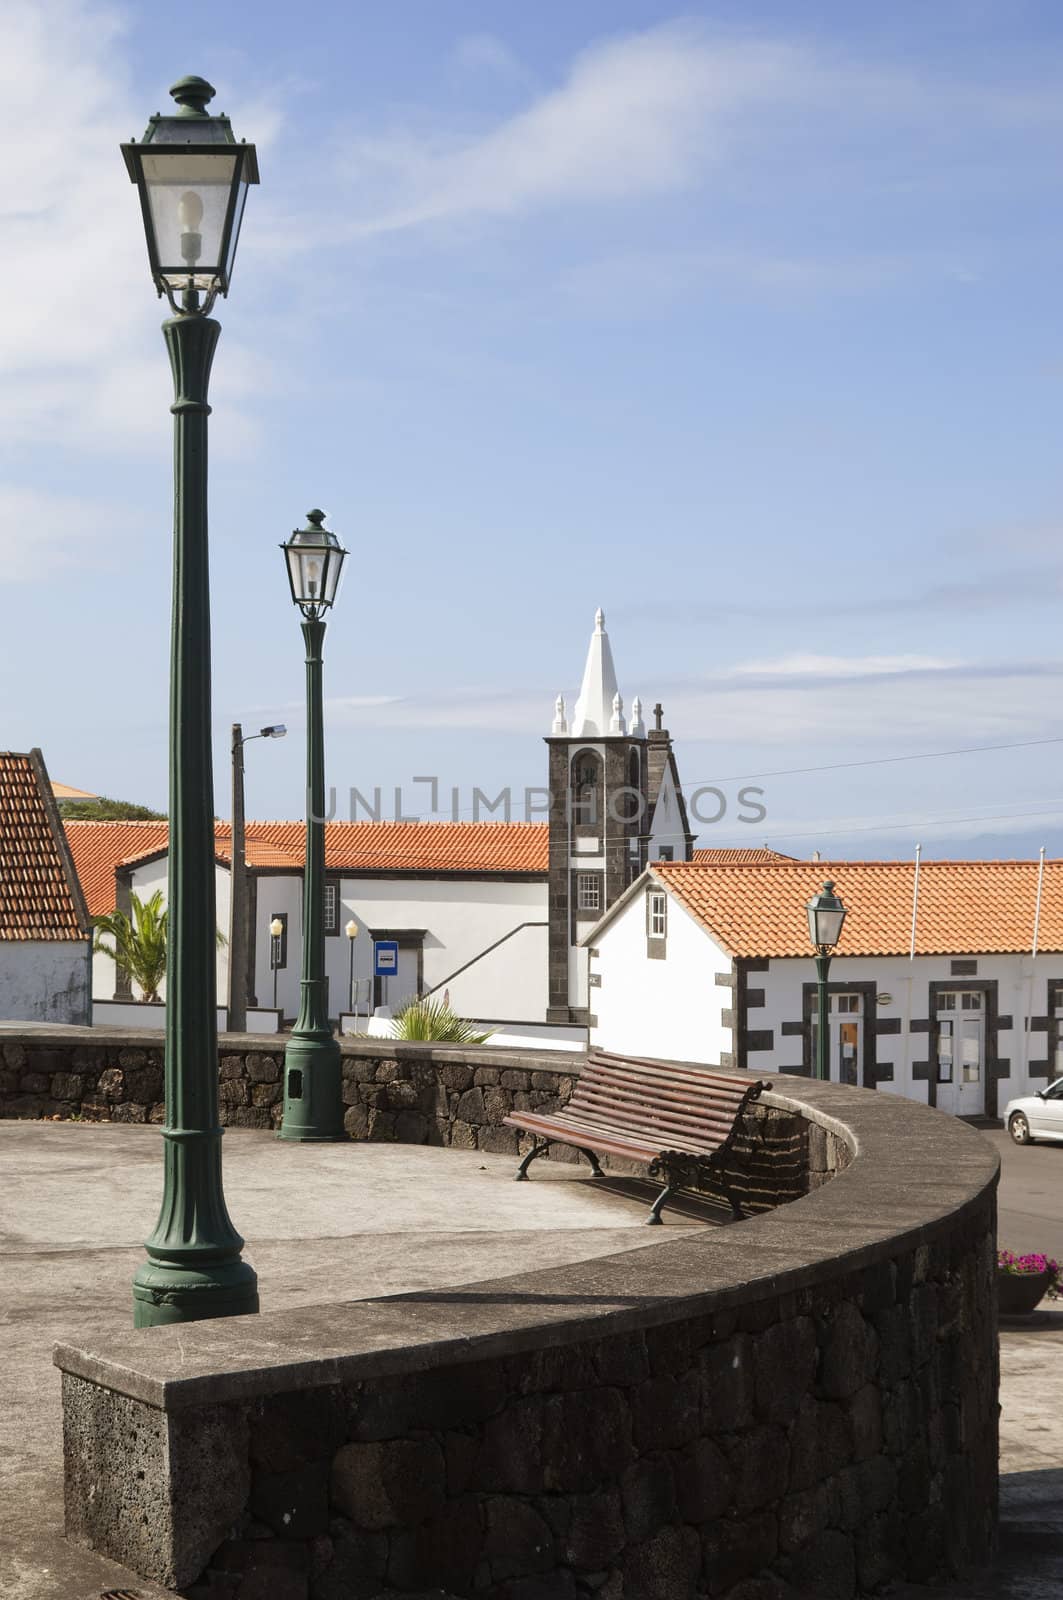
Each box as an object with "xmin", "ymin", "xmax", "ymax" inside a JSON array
[
  {"xmin": 577, "ymin": 1147, "xmax": 605, "ymax": 1178},
  {"xmin": 646, "ymin": 1183, "xmax": 673, "ymax": 1225},
  {"xmin": 515, "ymin": 1136, "xmax": 549, "ymax": 1181}
]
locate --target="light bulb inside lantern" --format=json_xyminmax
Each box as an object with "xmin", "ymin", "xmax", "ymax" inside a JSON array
[
  {"xmin": 306, "ymin": 557, "xmax": 322, "ymax": 595},
  {"xmin": 178, "ymin": 190, "xmax": 204, "ymax": 265}
]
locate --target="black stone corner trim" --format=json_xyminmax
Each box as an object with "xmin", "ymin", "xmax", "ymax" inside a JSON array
[
  {"xmin": 744, "ymin": 957, "xmax": 771, "ymax": 973},
  {"xmin": 997, "ymin": 1014, "xmax": 1013, "ymax": 1031},
  {"xmin": 911, "ymin": 1060, "xmax": 931, "ymax": 1081},
  {"xmin": 988, "ymin": 1058, "xmax": 1011, "ymax": 1080},
  {"xmin": 745, "ymin": 1029, "xmax": 774, "ymax": 1052},
  {"xmin": 780, "ymin": 1020, "xmax": 804, "ymax": 1037},
  {"xmin": 874, "ymin": 1017, "xmax": 902, "ymax": 1035},
  {"xmin": 745, "ymin": 987, "xmax": 766, "ymax": 1010},
  {"xmin": 950, "ymin": 959, "xmax": 978, "ymax": 977},
  {"xmin": 910, "ymin": 1018, "xmax": 931, "ymax": 1034},
  {"xmin": 785, "ymin": 1061, "xmax": 812, "ymax": 1077},
  {"xmin": 714, "ymin": 971, "xmax": 736, "ymax": 989},
  {"xmin": 1028, "ymin": 1060, "xmax": 1051, "ymax": 1079},
  {"xmin": 1030, "ymin": 1016, "xmax": 1050, "ymax": 1033},
  {"xmin": 875, "ymin": 1062, "xmax": 895, "ymax": 1082}
]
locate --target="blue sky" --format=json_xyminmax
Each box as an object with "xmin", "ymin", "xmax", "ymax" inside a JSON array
[{"xmin": 6, "ymin": 0, "xmax": 1063, "ymax": 857}]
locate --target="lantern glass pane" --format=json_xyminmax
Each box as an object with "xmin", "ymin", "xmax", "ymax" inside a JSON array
[
  {"xmin": 321, "ymin": 545, "xmax": 346, "ymax": 607},
  {"xmin": 142, "ymin": 151, "xmax": 238, "ymax": 280},
  {"xmin": 224, "ymin": 178, "xmax": 249, "ymax": 281},
  {"xmin": 815, "ymin": 906, "xmax": 846, "ymax": 947}
]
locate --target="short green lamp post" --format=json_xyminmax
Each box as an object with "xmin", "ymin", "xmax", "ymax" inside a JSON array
[
  {"xmin": 121, "ymin": 76, "xmax": 260, "ymax": 1325},
  {"xmin": 279, "ymin": 511, "xmax": 349, "ymax": 1141},
  {"xmin": 806, "ymin": 880, "xmax": 847, "ymax": 1082}
]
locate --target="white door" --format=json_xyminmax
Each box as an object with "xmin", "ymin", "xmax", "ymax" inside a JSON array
[
  {"xmin": 935, "ymin": 991, "xmax": 985, "ymax": 1116},
  {"xmin": 812, "ymin": 993, "xmax": 864, "ymax": 1085}
]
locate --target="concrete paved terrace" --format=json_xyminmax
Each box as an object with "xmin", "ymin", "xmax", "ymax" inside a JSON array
[{"xmin": 0, "ymin": 1120, "xmax": 718, "ymax": 1600}]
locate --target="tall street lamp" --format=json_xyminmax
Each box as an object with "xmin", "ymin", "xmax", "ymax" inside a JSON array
[
  {"xmin": 806, "ymin": 879, "xmax": 847, "ymax": 1082},
  {"xmin": 122, "ymin": 75, "xmax": 260, "ymax": 1326},
  {"xmin": 278, "ymin": 510, "xmax": 348, "ymax": 1141},
  {"xmin": 346, "ymin": 918, "xmax": 360, "ymax": 1021},
  {"xmin": 229, "ymin": 721, "xmax": 286, "ymax": 1031}
]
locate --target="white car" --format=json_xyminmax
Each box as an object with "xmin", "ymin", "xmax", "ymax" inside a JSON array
[{"xmin": 1004, "ymin": 1079, "xmax": 1063, "ymax": 1144}]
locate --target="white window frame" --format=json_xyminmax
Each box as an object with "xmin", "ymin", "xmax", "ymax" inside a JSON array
[
  {"xmin": 647, "ymin": 890, "xmax": 668, "ymax": 939},
  {"xmin": 576, "ymin": 873, "xmax": 601, "ymax": 914}
]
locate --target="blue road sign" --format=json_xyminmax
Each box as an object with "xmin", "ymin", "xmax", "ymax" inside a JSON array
[{"xmin": 374, "ymin": 940, "xmax": 399, "ymax": 978}]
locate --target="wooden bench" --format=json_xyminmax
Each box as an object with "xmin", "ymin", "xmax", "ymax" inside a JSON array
[{"xmin": 504, "ymin": 1049, "xmax": 766, "ymax": 1225}]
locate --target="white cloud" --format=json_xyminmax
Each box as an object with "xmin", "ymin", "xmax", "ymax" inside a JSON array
[
  {"xmin": 341, "ymin": 25, "xmax": 800, "ymax": 236},
  {"xmin": 0, "ymin": 0, "xmax": 275, "ymax": 461},
  {"xmin": 334, "ymin": 21, "xmax": 1063, "ymax": 242}
]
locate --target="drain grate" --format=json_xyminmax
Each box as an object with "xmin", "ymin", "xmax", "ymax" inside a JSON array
[{"xmin": 99, "ymin": 1590, "xmax": 143, "ymax": 1599}]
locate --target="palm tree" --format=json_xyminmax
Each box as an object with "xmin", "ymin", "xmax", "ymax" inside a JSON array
[
  {"xmin": 93, "ymin": 890, "xmax": 169, "ymax": 1001},
  {"xmin": 94, "ymin": 891, "xmax": 227, "ymax": 1002}
]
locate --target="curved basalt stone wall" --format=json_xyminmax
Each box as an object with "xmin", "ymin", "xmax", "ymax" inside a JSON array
[{"xmin": 55, "ymin": 1071, "xmax": 998, "ymax": 1600}]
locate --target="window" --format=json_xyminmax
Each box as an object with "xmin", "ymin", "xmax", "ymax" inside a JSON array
[
  {"xmin": 657, "ymin": 846, "xmax": 674, "ymax": 862},
  {"xmin": 571, "ymin": 752, "xmax": 601, "ymax": 827},
  {"xmin": 323, "ymin": 879, "xmax": 340, "ymax": 936},
  {"xmin": 647, "ymin": 890, "xmax": 667, "ymax": 939},
  {"xmin": 576, "ymin": 873, "xmax": 601, "ymax": 914}
]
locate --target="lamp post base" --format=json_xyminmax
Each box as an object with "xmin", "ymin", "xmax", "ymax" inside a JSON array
[
  {"xmin": 278, "ymin": 1030, "xmax": 347, "ymax": 1141},
  {"xmin": 132, "ymin": 1257, "xmax": 259, "ymax": 1327}
]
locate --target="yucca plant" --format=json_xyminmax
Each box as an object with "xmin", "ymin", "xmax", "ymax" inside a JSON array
[
  {"xmin": 391, "ymin": 996, "xmax": 494, "ymax": 1044},
  {"xmin": 93, "ymin": 890, "xmax": 225, "ymax": 1003}
]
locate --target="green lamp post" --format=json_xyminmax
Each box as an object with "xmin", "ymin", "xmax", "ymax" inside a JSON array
[
  {"xmin": 806, "ymin": 879, "xmax": 847, "ymax": 1082},
  {"xmin": 122, "ymin": 76, "xmax": 260, "ymax": 1326},
  {"xmin": 278, "ymin": 511, "xmax": 349, "ymax": 1141}
]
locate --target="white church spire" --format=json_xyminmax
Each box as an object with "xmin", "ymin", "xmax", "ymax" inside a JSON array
[
  {"xmin": 552, "ymin": 693, "xmax": 568, "ymax": 734},
  {"xmin": 572, "ymin": 607, "xmax": 620, "ymax": 737},
  {"xmin": 630, "ymin": 695, "xmax": 645, "ymax": 737},
  {"xmin": 610, "ymin": 692, "xmax": 626, "ymax": 735}
]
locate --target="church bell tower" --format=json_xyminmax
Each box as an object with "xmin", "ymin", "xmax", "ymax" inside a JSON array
[{"xmin": 545, "ymin": 610, "xmax": 649, "ymax": 1023}]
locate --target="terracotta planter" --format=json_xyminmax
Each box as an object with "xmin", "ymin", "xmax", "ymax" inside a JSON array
[{"xmin": 997, "ymin": 1269, "xmax": 1053, "ymax": 1315}]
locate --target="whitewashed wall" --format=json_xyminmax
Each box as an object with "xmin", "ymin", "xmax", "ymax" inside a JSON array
[
  {"xmin": 588, "ymin": 882, "xmax": 1063, "ymax": 1114},
  {"xmin": 745, "ymin": 950, "xmax": 1058, "ymax": 1107},
  {"xmin": 588, "ymin": 886, "xmax": 732, "ymax": 1064},
  {"xmin": 91, "ymin": 859, "xmax": 231, "ymax": 1005},
  {"xmin": 0, "ymin": 940, "xmax": 91, "ymax": 1024}
]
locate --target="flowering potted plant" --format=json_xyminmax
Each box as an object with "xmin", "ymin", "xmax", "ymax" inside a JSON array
[{"xmin": 996, "ymin": 1249, "xmax": 1061, "ymax": 1314}]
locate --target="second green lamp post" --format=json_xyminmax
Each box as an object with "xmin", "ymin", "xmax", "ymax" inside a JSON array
[{"xmin": 279, "ymin": 510, "xmax": 349, "ymax": 1141}]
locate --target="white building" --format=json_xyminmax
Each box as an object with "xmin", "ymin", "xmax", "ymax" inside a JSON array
[
  {"xmin": 585, "ymin": 857, "xmax": 1063, "ymax": 1117},
  {"xmin": 67, "ymin": 610, "xmax": 689, "ymax": 1034},
  {"xmin": 0, "ymin": 749, "xmax": 91, "ymax": 1024}
]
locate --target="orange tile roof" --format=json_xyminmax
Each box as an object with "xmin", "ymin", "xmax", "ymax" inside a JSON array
[
  {"xmin": 65, "ymin": 821, "xmax": 172, "ymax": 917},
  {"xmin": 692, "ymin": 847, "xmax": 796, "ymax": 864},
  {"xmin": 653, "ymin": 858, "xmax": 1063, "ymax": 958},
  {"xmin": 0, "ymin": 752, "xmax": 88, "ymax": 940},
  {"xmin": 66, "ymin": 820, "xmax": 549, "ymax": 915}
]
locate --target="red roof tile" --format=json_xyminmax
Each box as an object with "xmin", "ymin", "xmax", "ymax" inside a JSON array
[
  {"xmin": 654, "ymin": 858, "xmax": 1063, "ymax": 958},
  {"xmin": 0, "ymin": 751, "xmax": 88, "ymax": 941},
  {"xmin": 66, "ymin": 820, "xmax": 549, "ymax": 915},
  {"xmin": 691, "ymin": 847, "xmax": 796, "ymax": 864}
]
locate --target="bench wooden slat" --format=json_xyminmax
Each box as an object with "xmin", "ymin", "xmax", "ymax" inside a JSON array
[
  {"xmin": 591, "ymin": 1051, "xmax": 755, "ymax": 1091},
  {"xmin": 566, "ymin": 1090, "xmax": 740, "ymax": 1142}
]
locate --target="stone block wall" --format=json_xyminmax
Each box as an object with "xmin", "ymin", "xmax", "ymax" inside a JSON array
[{"xmin": 61, "ymin": 1194, "xmax": 997, "ymax": 1600}]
